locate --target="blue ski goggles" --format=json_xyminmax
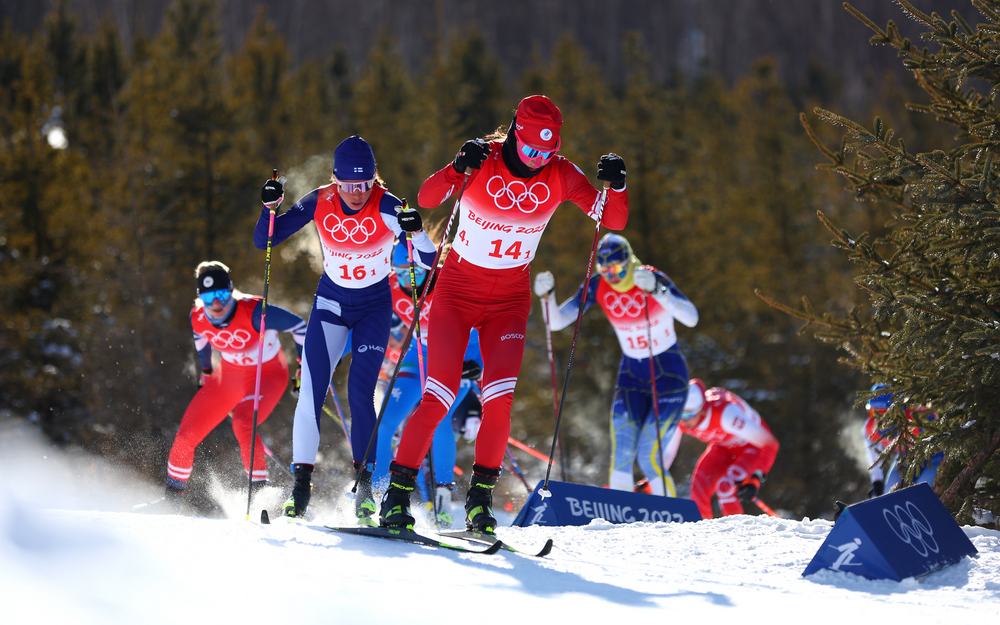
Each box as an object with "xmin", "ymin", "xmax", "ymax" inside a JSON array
[
  {"xmin": 597, "ymin": 261, "xmax": 628, "ymax": 281},
  {"xmin": 199, "ymin": 288, "xmax": 233, "ymax": 306},
  {"xmin": 394, "ymin": 264, "xmax": 427, "ymax": 288}
]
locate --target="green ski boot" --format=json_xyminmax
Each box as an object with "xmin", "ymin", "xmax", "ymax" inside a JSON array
[
  {"xmin": 379, "ymin": 462, "xmax": 418, "ymax": 530},
  {"xmin": 465, "ymin": 464, "xmax": 501, "ymax": 534},
  {"xmin": 354, "ymin": 462, "xmax": 377, "ymax": 527},
  {"xmin": 282, "ymin": 463, "xmax": 313, "ymax": 520}
]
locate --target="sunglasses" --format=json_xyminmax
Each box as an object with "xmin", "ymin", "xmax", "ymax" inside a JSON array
[
  {"xmin": 336, "ymin": 178, "xmax": 375, "ymax": 193},
  {"xmin": 597, "ymin": 262, "xmax": 627, "ymax": 278},
  {"xmin": 520, "ymin": 143, "xmax": 556, "ymax": 160},
  {"xmin": 515, "ymin": 132, "xmax": 559, "ymax": 162},
  {"xmin": 199, "ymin": 288, "xmax": 232, "ymax": 306}
]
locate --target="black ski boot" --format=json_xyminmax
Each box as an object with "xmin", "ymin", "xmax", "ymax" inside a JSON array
[
  {"xmin": 282, "ymin": 463, "xmax": 313, "ymax": 519},
  {"xmin": 379, "ymin": 462, "xmax": 418, "ymax": 530},
  {"xmin": 465, "ymin": 464, "xmax": 501, "ymax": 534},
  {"xmin": 354, "ymin": 462, "xmax": 377, "ymax": 527}
]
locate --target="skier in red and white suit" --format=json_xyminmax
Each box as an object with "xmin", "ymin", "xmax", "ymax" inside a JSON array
[
  {"xmin": 164, "ymin": 261, "xmax": 305, "ymax": 508},
  {"xmin": 679, "ymin": 379, "xmax": 779, "ymax": 519},
  {"xmin": 379, "ymin": 94, "xmax": 629, "ymax": 532}
]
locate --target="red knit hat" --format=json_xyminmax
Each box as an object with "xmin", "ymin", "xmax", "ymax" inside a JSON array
[{"xmin": 514, "ymin": 95, "xmax": 562, "ymax": 150}]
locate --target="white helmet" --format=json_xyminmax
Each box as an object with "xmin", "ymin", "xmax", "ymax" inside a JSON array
[{"xmin": 682, "ymin": 378, "xmax": 707, "ymax": 419}]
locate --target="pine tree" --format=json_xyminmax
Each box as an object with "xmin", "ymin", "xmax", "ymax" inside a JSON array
[{"xmin": 759, "ymin": 0, "xmax": 1000, "ymax": 523}]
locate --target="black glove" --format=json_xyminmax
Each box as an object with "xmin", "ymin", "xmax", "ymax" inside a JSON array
[
  {"xmin": 597, "ymin": 154, "xmax": 626, "ymax": 190},
  {"xmin": 453, "ymin": 139, "xmax": 490, "ymax": 174},
  {"xmin": 461, "ymin": 359, "xmax": 482, "ymax": 381},
  {"xmin": 868, "ymin": 479, "xmax": 884, "ymax": 499},
  {"xmin": 396, "ymin": 207, "xmax": 423, "ymax": 233},
  {"xmin": 833, "ymin": 501, "xmax": 849, "ymax": 522},
  {"xmin": 261, "ymin": 178, "xmax": 284, "ymax": 204},
  {"xmin": 736, "ymin": 472, "xmax": 764, "ymax": 502}
]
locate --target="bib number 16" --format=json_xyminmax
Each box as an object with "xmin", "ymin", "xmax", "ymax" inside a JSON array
[{"xmin": 339, "ymin": 265, "xmax": 368, "ymax": 280}]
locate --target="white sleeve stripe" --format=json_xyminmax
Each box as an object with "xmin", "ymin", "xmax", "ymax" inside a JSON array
[
  {"xmin": 194, "ymin": 336, "xmax": 209, "ymax": 350},
  {"xmin": 167, "ymin": 462, "xmax": 192, "ymax": 478},
  {"xmin": 425, "ymin": 377, "xmax": 456, "ymax": 407},
  {"xmin": 482, "ymin": 378, "xmax": 517, "ymax": 403},
  {"xmin": 482, "ymin": 377, "xmax": 518, "ymax": 393},
  {"xmin": 426, "ymin": 386, "xmax": 455, "ymax": 409},
  {"xmin": 587, "ymin": 190, "xmax": 602, "ymax": 221}
]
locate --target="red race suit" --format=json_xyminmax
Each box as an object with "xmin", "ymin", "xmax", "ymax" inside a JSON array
[
  {"xmin": 679, "ymin": 387, "xmax": 779, "ymax": 518},
  {"xmin": 166, "ymin": 297, "xmax": 290, "ymax": 488},
  {"xmin": 393, "ymin": 140, "xmax": 629, "ymax": 471}
]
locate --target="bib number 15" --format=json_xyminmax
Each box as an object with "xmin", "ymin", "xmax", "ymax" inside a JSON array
[
  {"xmin": 626, "ymin": 335, "xmax": 649, "ymax": 350},
  {"xmin": 488, "ymin": 239, "xmax": 529, "ymax": 260}
]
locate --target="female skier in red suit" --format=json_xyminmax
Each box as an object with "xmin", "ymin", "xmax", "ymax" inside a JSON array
[{"xmin": 379, "ymin": 95, "xmax": 630, "ymax": 532}]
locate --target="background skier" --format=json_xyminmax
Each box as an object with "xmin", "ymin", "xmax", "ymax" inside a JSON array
[
  {"xmin": 373, "ymin": 241, "xmax": 484, "ymax": 528},
  {"xmin": 160, "ymin": 261, "xmax": 305, "ymax": 511},
  {"xmin": 679, "ymin": 378, "xmax": 780, "ymax": 519},
  {"xmin": 533, "ymin": 233, "xmax": 698, "ymax": 497}
]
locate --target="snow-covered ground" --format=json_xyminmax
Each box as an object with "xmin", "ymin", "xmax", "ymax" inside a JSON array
[{"xmin": 2, "ymin": 422, "xmax": 998, "ymax": 624}]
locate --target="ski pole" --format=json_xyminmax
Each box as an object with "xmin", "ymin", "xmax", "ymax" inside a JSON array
[
  {"xmin": 505, "ymin": 446, "xmax": 533, "ymax": 493},
  {"xmin": 400, "ymin": 199, "xmax": 426, "ymax": 389},
  {"xmin": 400, "ymin": 199, "xmax": 439, "ymax": 520},
  {"xmin": 247, "ymin": 168, "xmax": 285, "ymax": 521},
  {"xmin": 261, "ymin": 438, "xmax": 294, "ymax": 479},
  {"xmin": 643, "ymin": 299, "xmax": 668, "ymax": 498},
  {"xmin": 541, "ymin": 296, "xmax": 567, "ymax": 482},
  {"xmin": 227, "ymin": 413, "xmax": 293, "ymax": 479},
  {"xmin": 351, "ymin": 172, "xmax": 471, "ymax": 494},
  {"xmin": 328, "ymin": 382, "xmax": 350, "ymax": 439},
  {"xmin": 542, "ymin": 182, "xmax": 610, "ymax": 494},
  {"xmin": 753, "ymin": 497, "xmax": 781, "ymax": 518},
  {"xmin": 507, "ymin": 436, "xmax": 595, "ymax": 484}
]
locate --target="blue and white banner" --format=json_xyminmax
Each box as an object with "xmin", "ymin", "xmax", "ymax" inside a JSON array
[
  {"xmin": 802, "ymin": 482, "xmax": 977, "ymax": 580},
  {"xmin": 512, "ymin": 480, "xmax": 702, "ymax": 527}
]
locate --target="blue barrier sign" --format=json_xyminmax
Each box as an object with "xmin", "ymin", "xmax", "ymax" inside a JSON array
[
  {"xmin": 512, "ymin": 480, "xmax": 702, "ymax": 527},
  {"xmin": 802, "ymin": 482, "xmax": 977, "ymax": 580}
]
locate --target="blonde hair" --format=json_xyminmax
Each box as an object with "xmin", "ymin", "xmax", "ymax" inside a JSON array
[
  {"xmin": 194, "ymin": 260, "xmax": 230, "ymax": 279},
  {"xmin": 484, "ymin": 124, "xmax": 509, "ymax": 142}
]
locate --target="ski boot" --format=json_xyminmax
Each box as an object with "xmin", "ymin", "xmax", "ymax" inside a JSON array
[
  {"xmin": 282, "ymin": 463, "xmax": 313, "ymax": 520},
  {"xmin": 432, "ymin": 483, "xmax": 454, "ymax": 529},
  {"xmin": 354, "ymin": 462, "xmax": 377, "ymax": 527},
  {"xmin": 379, "ymin": 462, "xmax": 418, "ymax": 530},
  {"xmin": 465, "ymin": 464, "xmax": 501, "ymax": 534}
]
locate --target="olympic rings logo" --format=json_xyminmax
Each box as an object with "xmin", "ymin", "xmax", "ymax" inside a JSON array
[
  {"xmin": 321, "ymin": 214, "xmax": 378, "ymax": 244},
  {"xmin": 883, "ymin": 501, "xmax": 939, "ymax": 557},
  {"xmin": 203, "ymin": 329, "xmax": 252, "ymax": 350},
  {"xmin": 603, "ymin": 291, "xmax": 645, "ymax": 318},
  {"xmin": 486, "ymin": 175, "xmax": 550, "ymax": 213},
  {"xmin": 716, "ymin": 465, "xmax": 748, "ymax": 501},
  {"xmin": 394, "ymin": 299, "xmax": 430, "ymax": 325}
]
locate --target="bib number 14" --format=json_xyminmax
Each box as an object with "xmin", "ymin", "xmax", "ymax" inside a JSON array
[{"xmin": 488, "ymin": 239, "xmax": 529, "ymax": 260}]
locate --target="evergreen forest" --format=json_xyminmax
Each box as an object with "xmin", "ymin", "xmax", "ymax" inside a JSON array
[{"xmin": 2, "ymin": 0, "xmax": 995, "ymax": 523}]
